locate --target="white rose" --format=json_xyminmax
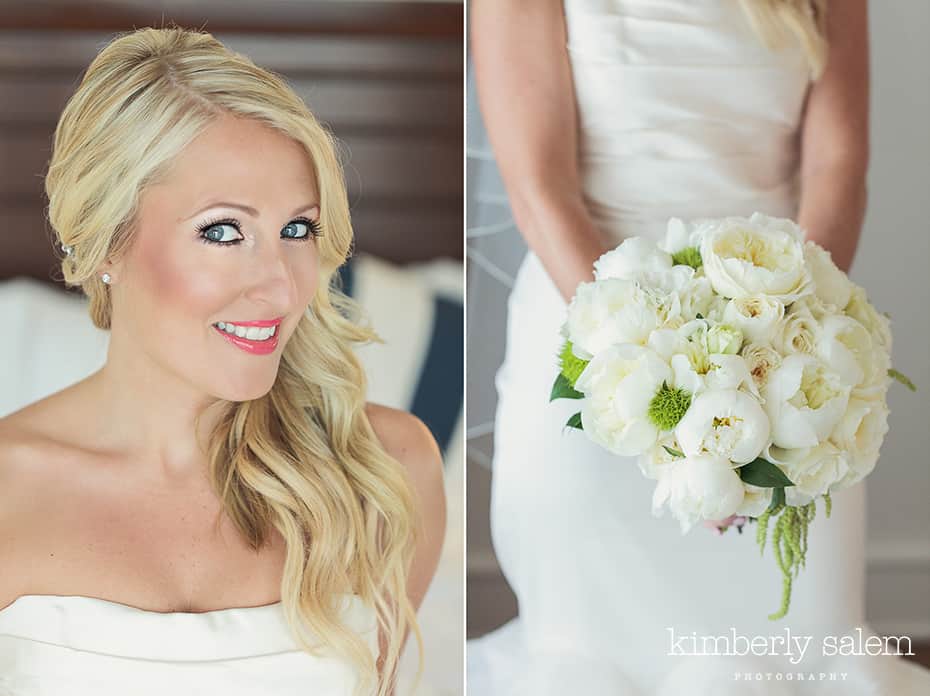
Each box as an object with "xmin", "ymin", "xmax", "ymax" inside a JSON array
[
  {"xmin": 804, "ymin": 241, "xmax": 853, "ymax": 309},
  {"xmin": 814, "ymin": 315, "xmax": 873, "ymax": 387},
  {"xmin": 741, "ymin": 342, "xmax": 783, "ymax": 391},
  {"xmin": 770, "ymin": 300, "xmax": 821, "ymax": 356},
  {"xmin": 675, "ymin": 388, "xmax": 770, "ymax": 464},
  {"xmin": 651, "ymin": 453, "xmax": 746, "ymax": 533},
  {"xmin": 575, "ymin": 344, "xmax": 671, "ymax": 456},
  {"xmin": 762, "ymin": 354, "xmax": 850, "ymax": 449},
  {"xmin": 699, "ymin": 212, "xmax": 812, "ymax": 302},
  {"xmin": 723, "ymin": 295, "xmax": 785, "ymax": 344},
  {"xmin": 566, "ymin": 279, "xmax": 661, "ymax": 357},
  {"xmin": 734, "ymin": 483, "xmax": 774, "ymax": 517},
  {"xmin": 768, "ymin": 443, "xmax": 849, "ymax": 506},
  {"xmin": 844, "ymin": 285, "xmax": 892, "ymax": 353},
  {"xmin": 829, "ymin": 397, "xmax": 890, "ymax": 488},
  {"xmin": 594, "ymin": 236, "xmax": 672, "ymax": 281}
]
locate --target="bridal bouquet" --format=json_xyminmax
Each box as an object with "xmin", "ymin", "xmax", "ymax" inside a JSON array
[{"xmin": 551, "ymin": 212, "xmax": 915, "ymax": 620}]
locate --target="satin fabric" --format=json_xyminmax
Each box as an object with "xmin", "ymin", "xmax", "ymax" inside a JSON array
[
  {"xmin": 467, "ymin": 1, "xmax": 930, "ymax": 693},
  {"xmin": 0, "ymin": 593, "xmax": 378, "ymax": 695}
]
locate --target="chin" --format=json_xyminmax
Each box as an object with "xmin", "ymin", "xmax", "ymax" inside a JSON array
[{"xmin": 212, "ymin": 374, "xmax": 278, "ymax": 403}]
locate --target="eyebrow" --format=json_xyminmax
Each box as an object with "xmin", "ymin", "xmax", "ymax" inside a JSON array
[{"xmin": 182, "ymin": 201, "xmax": 318, "ymax": 221}]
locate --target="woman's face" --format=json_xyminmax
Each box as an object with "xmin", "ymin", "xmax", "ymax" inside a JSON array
[{"xmin": 109, "ymin": 114, "xmax": 322, "ymax": 402}]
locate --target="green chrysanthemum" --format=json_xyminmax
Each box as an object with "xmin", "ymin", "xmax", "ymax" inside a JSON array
[
  {"xmin": 671, "ymin": 245, "xmax": 702, "ymax": 269},
  {"xmin": 647, "ymin": 381, "xmax": 692, "ymax": 430},
  {"xmin": 559, "ymin": 340, "xmax": 589, "ymax": 386}
]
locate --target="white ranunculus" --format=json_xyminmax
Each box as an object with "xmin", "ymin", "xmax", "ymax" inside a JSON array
[
  {"xmin": 566, "ymin": 279, "xmax": 662, "ymax": 357},
  {"xmin": 651, "ymin": 453, "xmax": 746, "ymax": 533},
  {"xmin": 594, "ymin": 237, "xmax": 672, "ymax": 281},
  {"xmin": 734, "ymin": 483, "xmax": 774, "ymax": 517},
  {"xmin": 575, "ymin": 343, "xmax": 672, "ymax": 456},
  {"xmin": 804, "ymin": 241, "xmax": 853, "ymax": 309},
  {"xmin": 844, "ymin": 285, "xmax": 892, "ymax": 353},
  {"xmin": 762, "ymin": 354, "xmax": 850, "ymax": 449},
  {"xmin": 675, "ymin": 388, "xmax": 770, "ymax": 464},
  {"xmin": 829, "ymin": 397, "xmax": 890, "ymax": 489},
  {"xmin": 770, "ymin": 300, "xmax": 821, "ymax": 357},
  {"xmin": 768, "ymin": 443, "xmax": 849, "ymax": 506},
  {"xmin": 741, "ymin": 342, "xmax": 783, "ymax": 391},
  {"xmin": 699, "ymin": 212, "xmax": 812, "ymax": 302},
  {"xmin": 723, "ymin": 294, "xmax": 785, "ymax": 344},
  {"xmin": 814, "ymin": 315, "xmax": 873, "ymax": 388}
]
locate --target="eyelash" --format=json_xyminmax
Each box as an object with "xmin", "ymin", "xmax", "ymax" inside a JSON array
[{"xmin": 196, "ymin": 216, "xmax": 323, "ymax": 246}]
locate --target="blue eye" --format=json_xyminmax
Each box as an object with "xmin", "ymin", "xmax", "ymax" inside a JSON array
[
  {"xmin": 282, "ymin": 217, "xmax": 323, "ymax": 240},
  {"xmin": 198, "ymin": 218, "xmax": 243, "ymax": 246}
]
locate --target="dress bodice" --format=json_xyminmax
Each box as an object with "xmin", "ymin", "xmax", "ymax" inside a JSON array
[
  {"xmin": 563, "ymin": 0, "xmax": 813, "ymax": 240},
  {"xmin": 0, "ymin": 593, "xmax": 379, "ymax": 696}
]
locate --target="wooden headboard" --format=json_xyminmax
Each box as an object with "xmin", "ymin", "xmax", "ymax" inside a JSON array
[{"xmin": 0, "ymin": 1, "xmax": 462, "ymax": 287}]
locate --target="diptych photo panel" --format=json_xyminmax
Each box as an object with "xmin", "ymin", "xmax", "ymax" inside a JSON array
[{"xmin": 1, "ymin": 1, "xmax": 930, "ymax": 695}]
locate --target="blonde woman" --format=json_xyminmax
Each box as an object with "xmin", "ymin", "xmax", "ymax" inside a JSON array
[
  {"xmin": 0, "ymin": 27, "xmax": 445, "ymax": 696},
  {"xmin": 468, "ymin": 0, "xmax": 930, "ymax": 693}
]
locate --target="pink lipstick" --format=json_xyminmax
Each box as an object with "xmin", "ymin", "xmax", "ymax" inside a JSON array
[{"xmin": 212, "ymin": 317, "xmax": 283, "ymax": 355}]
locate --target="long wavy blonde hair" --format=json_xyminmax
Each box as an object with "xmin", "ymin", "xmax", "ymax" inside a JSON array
[
  {"xmin": 738, "ymin": 0, "xmax": 830, "ymax": 80},
  {"xmin": 44, "ymin": 25, "xmax": 423, "ymax": 696}
]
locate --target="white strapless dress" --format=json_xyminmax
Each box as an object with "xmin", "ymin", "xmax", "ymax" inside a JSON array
[
  {"xmin": 0, "ymin": 593, "xmax": 379, "ymax": 695},
  {"xmin": 467, "ymin": 0, "xmax": 930, "ymax": 694}
]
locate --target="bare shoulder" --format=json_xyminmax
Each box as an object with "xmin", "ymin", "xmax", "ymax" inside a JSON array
[
  {"xmin": 0, "ymin": 409, "xmax": 56, "ymax": 607},
  {"xmin": 363, "ymin": 403, "xmax": 445, "ymax": 609},
  {"xmin": 363, "ymin": 403, "xmax": 444, "ymax": 484}
]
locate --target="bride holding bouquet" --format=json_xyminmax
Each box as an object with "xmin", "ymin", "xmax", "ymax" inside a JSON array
[{"xmin": 467, "ymin": 0, "xmax": 930, "ymax": 693}]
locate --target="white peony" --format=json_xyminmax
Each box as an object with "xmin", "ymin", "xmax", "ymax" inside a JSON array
[
  {"xmin": 575, "ymin": 344, "xmax": 672, "ymax": 456},
  {"xmin": 675, "ymin": 388, "xmax": 770, "ymax": 464},
  {"xmin": 844, "ymin": 284, "xmax": 892, "ymax": 353},
  {"xmin": 768, "ymin": 443, "xmax": 849, "ymax": 506},
  {"xmin": 637, "ymin": 434, "xmax": 684, "ymax": 481},
  {"xmin": 594, "ymin": 236, "xmax": 672, "ymax": 281},
  {"xmin": 829, "ymin": 397, "xmax": 890, "ymax": 489},
  {"xmin": 804, "ymin": 241, "xmax": 853, "ymax": 309},
  {"xmin": 762, "ymin": 354, "xmax": 850, "ymax": 449},
  {"xmin": 723, "ymin": 294, "xmax": 785, "ymax": 344},
  {"xmin": 741, "ymin": 342, "xmax": 783, "ymax": 391},
  {"xmin": 699, "ymin": 212, "xmax": 812, "ymax": 302},
  {"xmin": 660, "ymin": 216, "xmax": 707, "ymax": 256},
  {"xmin": 566, "ymin": 279, "xmax": 662, "ymax": 358},
  {"xmin": 651, "ymin": 453, "xmax": 746, "ymax": 533},
  {"xmin": 814, "ymin": 315, "xmax": 874, "ymax": 388},
  {"xmin": 672, "ymin": 352, "xmax": 759, "ymax": 399},
  {"xmin": 734, "ymin": 483, "xmax": 774, "ymax": 517}
]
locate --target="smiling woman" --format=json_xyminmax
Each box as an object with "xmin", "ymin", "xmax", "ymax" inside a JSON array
[{"xmin": 0, "ymin": 25, "xmax": 445, "ymax": 696}]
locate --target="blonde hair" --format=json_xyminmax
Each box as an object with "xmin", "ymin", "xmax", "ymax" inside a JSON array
[
  {"xmin": 44, "ymin": 26, "xmax": 423, "ymax": 696},
  {"xmin": 738, "ymin": 0, "xmax": 830, "ymax": 80}
]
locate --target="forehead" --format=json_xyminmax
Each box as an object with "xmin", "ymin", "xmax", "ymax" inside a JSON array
[{"xmin": 150, "ymin": 114, "xmax": 319, "ymax": 213}]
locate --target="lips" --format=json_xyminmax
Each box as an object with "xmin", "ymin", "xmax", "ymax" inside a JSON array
[{"xmin": 212, "ymin": 317, "xmax": 283, "ymax": 356}]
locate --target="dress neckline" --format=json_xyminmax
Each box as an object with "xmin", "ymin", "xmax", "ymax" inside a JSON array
[{"xmin": 0, "ymin": 592, "xmax": 377, "ymax": 661}]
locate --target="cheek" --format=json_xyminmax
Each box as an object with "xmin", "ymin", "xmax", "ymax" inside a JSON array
[{"xmin": 138, "ymin": 244, "xmax": 232, "ymax": 323}]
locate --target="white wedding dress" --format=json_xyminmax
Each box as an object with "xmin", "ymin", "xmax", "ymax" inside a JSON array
[
  {"xmin": 467, "ymin": 1, "xmax": 930, "ymax": 694},
  {"xmin": 0, "ymin": 593, "xmax": 379, "ymax": 695}
]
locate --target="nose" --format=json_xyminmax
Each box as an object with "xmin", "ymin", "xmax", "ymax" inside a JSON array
[{"xmin": 243, "ymin": 237, "xmax": 299, "ymax": 312}]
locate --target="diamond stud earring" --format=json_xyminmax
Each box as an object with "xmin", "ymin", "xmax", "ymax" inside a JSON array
[{"xmin": 101, "ymin": 272, "xmax": 112, "ymax": 285}]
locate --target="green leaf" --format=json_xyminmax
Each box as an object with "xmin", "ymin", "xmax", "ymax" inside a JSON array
[
  {"xmin": 566, "ymin": 412, "xmax": 583, "ymax": 430},
  {"xmin": 550, "ymin": 372, "xmax": 583, "ymax": 402},
  {"xmin": 768, "ymin": 486, "xmax": 786, "ymax": 512},
  {"xmin": 662, "ymin": 445, "xmax": 685, "ymax": 458},
  {"xmin": 888, "ymin": 368, "xmax": 917, "ymax": 392},
  {"xmin": 738, "ymin": 458, "xmax": 795, "ymax": 488}
]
